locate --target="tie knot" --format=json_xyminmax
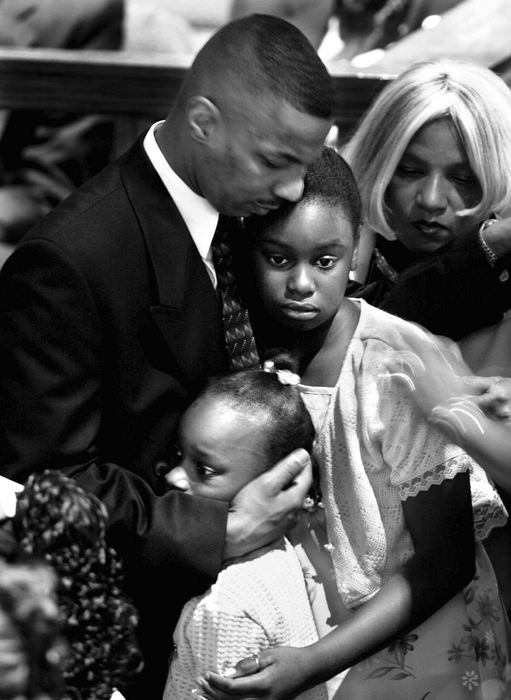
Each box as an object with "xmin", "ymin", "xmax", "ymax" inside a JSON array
[{"xmin": 212, "ymin": 215, "xmax": 237, "ymax": 251}]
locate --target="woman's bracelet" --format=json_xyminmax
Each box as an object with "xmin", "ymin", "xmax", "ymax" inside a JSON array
[
  {"xmin": 428, "ymin": 397, "xmax": 486, "ymax": 442},
  {"xmin": 478, "ymin": 219, "xmax": 499, "ymax": 266}
]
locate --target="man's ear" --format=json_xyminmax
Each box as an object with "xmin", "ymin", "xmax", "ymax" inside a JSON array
[{"xmin": 187, "ymin": 96, "xmax": 220, "ymax": 143}]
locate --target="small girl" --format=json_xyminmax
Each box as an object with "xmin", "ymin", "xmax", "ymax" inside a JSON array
[{"xmin": 163, "ymin": 358, "xmax": 333, "ymax": 700}]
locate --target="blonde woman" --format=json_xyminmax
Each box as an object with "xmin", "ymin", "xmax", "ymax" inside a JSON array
[{"xmin": 343, "ymin": 59, "xmax": 511, "ymax": 342}]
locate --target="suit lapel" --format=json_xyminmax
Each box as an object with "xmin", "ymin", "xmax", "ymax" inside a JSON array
[{"xmin": 119, "ymin": 140, "xmax": 227, "ymax": 391}]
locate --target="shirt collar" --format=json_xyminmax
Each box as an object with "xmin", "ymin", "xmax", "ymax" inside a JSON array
[{"xmin": 143, "ymin": 121, "xmax": 219, "ymax": 261}]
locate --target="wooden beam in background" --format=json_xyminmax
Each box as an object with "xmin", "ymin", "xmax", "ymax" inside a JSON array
[
  {"xmin": 0, "ymin": 48, "xmax": 189, "ymax": 117},
  {"xmin": 2, "ymin": 0, "xmax": 510, "ymax": 141},
  {"xmin": 0, "ymin": 47, "xmax": 391, "ymax": 136}
]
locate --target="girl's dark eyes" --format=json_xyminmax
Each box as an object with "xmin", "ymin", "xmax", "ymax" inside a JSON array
[
  {"xmin": 267, "ymin": 254, "xmax": 289, "ymax": 267},
  {"xmin": 264, "ymin": 254, "xmax": 338, "ymax": 269},
  {"xmin": 197, "ymin": 463, "xmax": 215, "ymax": 478},
  {"xmin": 316, "ymin": 257, "xmax": 337, "ymax": 269}
]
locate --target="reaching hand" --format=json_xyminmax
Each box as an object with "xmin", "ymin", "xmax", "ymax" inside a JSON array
[
  {"xmin": 195, "ymin": 646, "xmax": 312, "ymax": 700},
  {"xmin": 224, "ymin": 448, "xmax": 312, "ymax": 561},
  {"xmin": 465, "ymin": 375, "xmax": 511, "ymax": 424},
  {"xmin": 380, "ymin": 324, "xmax": 511, "ymax": 426},
  {"xmin": 379, "ymin": 325, "xmax": 471, "ymax": 413}
]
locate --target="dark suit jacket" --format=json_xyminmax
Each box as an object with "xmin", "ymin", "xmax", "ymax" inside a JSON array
[{"xmin": 0, "ymin": 138, "xmax": 230, "ymax": 697}]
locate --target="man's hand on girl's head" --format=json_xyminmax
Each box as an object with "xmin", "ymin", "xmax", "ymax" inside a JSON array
[{"xmin": 223, "ymin": 448, "xmax": 312, "ymax": 561}]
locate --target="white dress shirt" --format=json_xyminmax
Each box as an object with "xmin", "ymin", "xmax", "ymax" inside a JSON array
[{"xmin": 143, "ymin": 121, "xmax": 219, "ymax": 287}]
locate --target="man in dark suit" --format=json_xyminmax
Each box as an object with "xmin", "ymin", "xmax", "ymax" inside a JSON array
[{"xmin": 0, "ymin": 14, "xmax": 334, "ymax": 698}]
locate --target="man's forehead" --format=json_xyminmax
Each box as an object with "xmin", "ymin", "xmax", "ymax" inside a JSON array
[{"xmin": 239, "ymin": 95, "xmax": 331, "ymax": 147}]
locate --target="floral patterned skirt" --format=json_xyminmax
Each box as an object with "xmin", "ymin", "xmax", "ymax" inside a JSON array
[{"xmin": 332, "ymin": 543, "xmax": 511, "ymax": 700}]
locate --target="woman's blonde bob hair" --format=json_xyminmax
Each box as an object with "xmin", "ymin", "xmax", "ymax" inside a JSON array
[{"xmin": 342, "ymin": 59, "xmax": 511, "ymax": 240}]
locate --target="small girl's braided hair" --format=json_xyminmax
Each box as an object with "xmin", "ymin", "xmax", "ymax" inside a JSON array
[
  {"xmin": 0, "ymin": 560, "xmax": 64, "ymax": 700},
  {"xmin": 12, "ymin": 471, "xmax": 143, "ymax": 700},
  {"xmin": 201, "ymin": 351, "xmax": 314, "ymax": 466}
]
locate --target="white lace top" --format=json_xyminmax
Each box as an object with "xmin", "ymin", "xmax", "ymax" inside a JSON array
[{"xmin": 300, "ymin": 300, "xmax": 507, "ymax": 609}]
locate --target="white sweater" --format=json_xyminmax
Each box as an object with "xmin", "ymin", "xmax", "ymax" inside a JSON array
[{"xmin": 164, "ymin": 536, "xmax": 328, "ymax": 700}]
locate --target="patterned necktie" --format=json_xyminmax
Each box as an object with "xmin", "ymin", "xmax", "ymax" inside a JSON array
[{"xmin": 211, "ymin": 216, "xmax": 260, "ymax": 371}]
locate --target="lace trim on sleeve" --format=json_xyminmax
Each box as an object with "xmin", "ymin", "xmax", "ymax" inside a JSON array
[
  {"xmin": 398, "ymin": 454, "xmax": 469, "ymax": 500},
  {"xmin": 398, "ymin": 454, "xmax": 508, "ymax": 541},
  {"xmin": 475, "ymin": 500, "xmax": 508, "ymax": 541}
]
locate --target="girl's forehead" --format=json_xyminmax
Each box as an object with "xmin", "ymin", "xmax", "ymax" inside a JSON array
[
  {"xmin": 187, "ymin": 395, "xmax": 257, "ymax": 427},
  {"xmin": 259, "ymin": 204, "xmax": 356, "ymax": 245}
]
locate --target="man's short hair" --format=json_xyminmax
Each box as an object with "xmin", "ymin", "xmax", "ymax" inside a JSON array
[{"xmin": 186, "ymin": 14, "xmax": 335, "ymax": 120}]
